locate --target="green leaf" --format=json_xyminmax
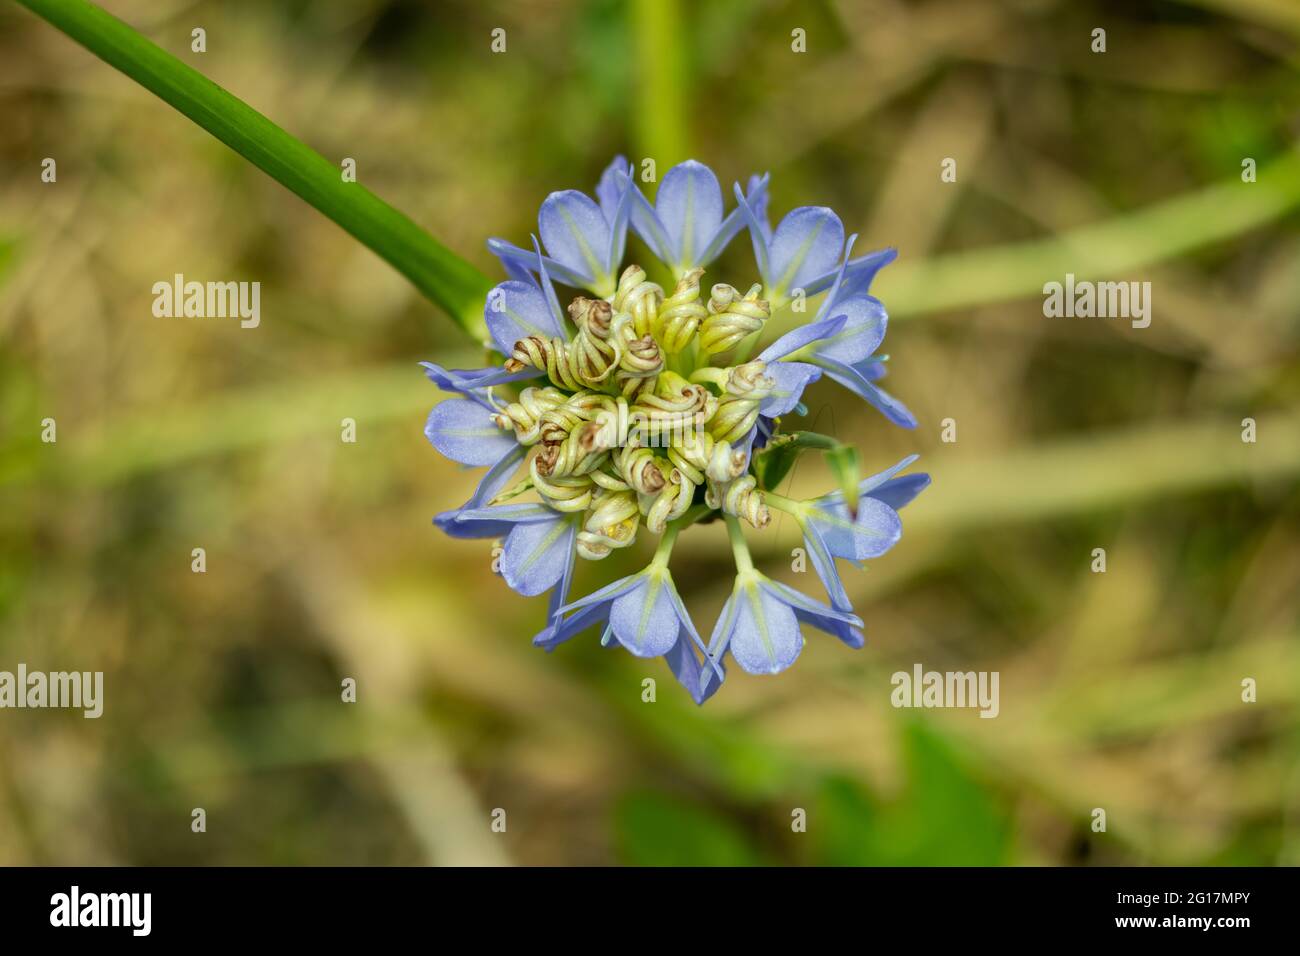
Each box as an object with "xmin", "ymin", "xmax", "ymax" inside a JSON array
[
  {"xmin": 824, "ymin": 444, "xmax": 860, "ymax": 517},
  {"xmin": 14, "ymin": 0, "xmax": 492, "ymax": 340},
  {"xmin": 614, "ymin": 790, "xmax": 768, "ymax": 866},
  {"xmin": 753, "ymin": 430, "xmax": 838, "ymax": 490},
  {"xmin": 811, "ymin": 719, "xmax": 1013, "ymax": 866}
]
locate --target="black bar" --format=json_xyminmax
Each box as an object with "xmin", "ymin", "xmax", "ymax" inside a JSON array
[{"xmin": 0, "ymin": 866, "xmax": 1289, "ymax": 941}]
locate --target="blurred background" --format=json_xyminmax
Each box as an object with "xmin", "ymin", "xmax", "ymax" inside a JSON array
[{"xmin": 1, "ymin": 0, "xmax": 1298, "ymax": 866}]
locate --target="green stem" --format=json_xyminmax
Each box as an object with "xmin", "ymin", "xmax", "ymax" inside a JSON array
[
  {"xmin": 651, "ymin": 520, "xmax": 680, "ymax": 567},
  {"xmin": 14, "ymin": 0, "xmax": 492, "ymax": 339},
  {"xmin": 763, "ymin": 491, "xmax": 802, "ymax": 515},
  {"xmin": 631, "ymin": 0, "xmax": 687, "ymax": 166},
  {"xmin": 724, "ymin": 514, "xmax": 755, "ymax": 576}
]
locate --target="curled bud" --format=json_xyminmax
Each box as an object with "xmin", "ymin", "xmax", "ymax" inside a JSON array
[
  {"xmin": 700, "ymin": 283, "xmax": 769, "ymax": 355},
  {"xmin": 617, "ymin": 444, "xmax": 666, "ymax": 494},
  {"xmin": 494, "ymin": 386, "xmax": 567, "ymax": 445},
  {"xmin": 614, "ymin": 265, "xmax": 664, "ymax": 338},
  {"xmin": 707, "ymin": 440, "xmax": 748, "ymax": 482},
  {"xmin": 578, "ymin": 491, "xmax": 639, "ymax": 559},
  {"xmin": 531, "ymin": 470, "xmax": 595, "ymax": 513},
  {"xmin": 508, "ymin": 335, "xmax": 583, "ymax": 390},
  {"xmin": 706, "ymin": 475, "xmax": 770, "ymax": 529},
  {"xmin": 644, "ymin": 468, "xmax": 694, "ymax": 534},
  {"xmin": 710, "ymin": 396, "xmax": 761, "ymax": 444},
  {"xmin": 569, "ymin": 296, "xmax": 614, "ymax": 340},
  {"xmin": 658, "ymin": 268, "xmax": 707, "ymax": 353},
  {"xmin": 725, "ymin": 361, "xmax": 775, "ymax": 400}
]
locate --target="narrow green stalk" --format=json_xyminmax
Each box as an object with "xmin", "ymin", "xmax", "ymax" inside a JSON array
[
  {"xmin": 763, "ymin": 490, "xmax": 802, "ymax": 515},
  {"xmin": 15, "ymin": 0, "xmax": 492, "ymax": 339},
  {"xmin": 632, "ymin": 0, "xmax": 688, "ymax": 166},
  {"xmin": 724, "ymin": 514, "xmax": 755, "ymax": 575},
  {"xmin": 651, "ymin": 520, "xmax": 681, "ymax": 567}
]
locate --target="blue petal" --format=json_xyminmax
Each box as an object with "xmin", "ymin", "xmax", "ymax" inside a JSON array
[
  {"xmin": 596, "ymin": 155, "xmax": 630, "ymax": 223},
  {"xmin": 817, "ymin": 357, "xmax": 918, "ymax": 429},
  {"xmin": 420, "ymin": 362, "xmax": 496, "ymax": 408},
  {"xmin": 759, "ymin": 314, "xmax": 847, "ymax": 362},
  {"xmin": 531, "ymin": 543, "xmax": 578, "ymax": 649},
  {"xmin": 629, "ymin": 183, "xmax": 675, "ymax": 265},
  {"xmin": 662, "ymin": 580, "xmax": 712, "ymax": 664},
  {"xmin": 733, "ymin": 181, "xmax": 771, "ymax": 282},
  {"xmin": 557, "ymin": 572, "xmax": 644, "ymax": 617},
  {"xmin": 729, "ymin": 580, "xmax": 803, "ymax": 675},
  {"xmin": 744, "ymin": 173, "xmax": 771, "ymax": 243},
  {"xmin": 535, "ymin": 599, "xmax": 609, "ymax": 651},
  {"xmin": 437, "ymin": 502, "xmax": 554, "ymax": 539},
  {"xmin": 853, "ymin": 357, "xmax": 888, "ymax": 382},
  {"xmin": 807, "ymin": 496, "xmax": 903, "ymax": 562},
  {"xmin": 767, "ymin": 207, "xmax": 845, "ymax": 296},
  {"xmin": 530, "ymin": 234, "xmax": 567, "ymax": 338},
  {"xmin": 486, "ymin": 237, "xmax": 591, "ymax": 290},
  {"xmin": 609, "ymin": 570, "xmax": 681, "ymax": 658},
  {"xmin": 853, "ymin": 454, "xmax": 920, "ymax": 495},
  {"xmin": 699, "ymin": 172, "xmax": 768, "ymax": 267},
  {"xmin": 421, "ymin": 360, "xmax": 539, "ymax": 397},
  {"xmin": 539, "ymin": 190, "xmax": 612, "ymax": 288},
  {"xmin": 605, "ymin": 170, "xmax": 635, "ymax": 276},
  {"xmin": 497, "ymin": 246, "xmax": 538, "ymax": 284},
  {"xmin": 425, "ymin": 399, "xmax": 517, "ymax": 466},
  {"xmin": 810, "ymin": 295, "xmax": 887, "ymax": 366},
  {"xmin": 802, "ymin": 520, "xmax": 851, "ymax": 612},
  {"xmin": 809, "ymin": 232, "xmax": 859, "ymax": 321},
  {"xmin": 815, "ymin": 454, "xmax": 920, "ymax": 509},
  {"xmin": 484, "ymin": 279, "xmax": 565, "ymax": 356},
  {"xmin": 761, "ymin": 578, "xmax": 864, "ymax": 649},
  {"xmin": 433, "ymin": 444, "xmax": 528, "ymax": 538},
  {"xmin": 802, "ymin": 245, "xmax": 897, "ymax": 298},
  {"xmin": 665, "ymin": 635, "xmax": 723, "ymax": 705},
  {"xmin": 835, "ymin": 247, "xmax": 898, "ymax": 299},
  {"xmin": 655, "ymin": 160, "xmax": 724, "ymax": 268},
  {"xmin": 867, "ymin": 473, "xmax": 930, "ymax": 511},
  {"xmin": 501, "ymin": 514, "xmax": 576, "ymax": 597},
  {"xmin": 760, "ymin": 361, "xmax": 821, "ymax": 417}
]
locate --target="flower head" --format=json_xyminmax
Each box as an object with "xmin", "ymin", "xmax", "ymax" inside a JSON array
[{"xmin": 423, "ymin": 157, "xmax": 929, "ymax": 702}]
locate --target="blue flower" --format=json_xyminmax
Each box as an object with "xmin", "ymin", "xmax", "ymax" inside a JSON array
[
  {"xmin": 735, "ymin": 184, "xmax": 898, "ymax": 300},
  {"xmin": 488, "ymin": 157, "xmax": 635, "ymax": 296},
  {"xmin": 704, "ymin": 567, "xmax": 864, "ymax": 676},
  {"xmin": 439, "ymin": 502, "xmax": 581, "ymax": 654},
  {"xmin": 756, "ymin": 234, "xmax": 916, "ymax": 428},
  {"xmin": 782, "ymin": 455, "xmax": 930, "ymax": 614},
  {"xmin": 549, "ymin": 565, "xmax": 724, "ymax": 704},
  {"xmin": 482, "ymin": 239, "xmax": 569, "ymax": 356},
  {"xmin": 423, "ymin": 156, "xmax": 928, "ymax": 702},
  {"xmin": 630, "ymin": 161, "xmax": 768, "ymax": 274},
  {"xmin": 420, "ymin": 362, "xmax": 529, "ymax": 537}
]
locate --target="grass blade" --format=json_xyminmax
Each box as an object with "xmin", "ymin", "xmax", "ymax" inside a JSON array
[{"xmin": 14, "ymin": 0, "xmax": 492, "ymax": 339}]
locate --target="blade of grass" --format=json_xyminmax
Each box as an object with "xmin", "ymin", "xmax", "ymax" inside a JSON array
[
  {"xmin": 882, "ymin": 148, "xmax": 1300, "ymax": 318},
  {"xmin": 0, "ymin": 351, "xmax": 480, "ymax": 488},
  {"xmin": 14, "ymin": 0, "xmax": 492, "ymax": 340}
]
